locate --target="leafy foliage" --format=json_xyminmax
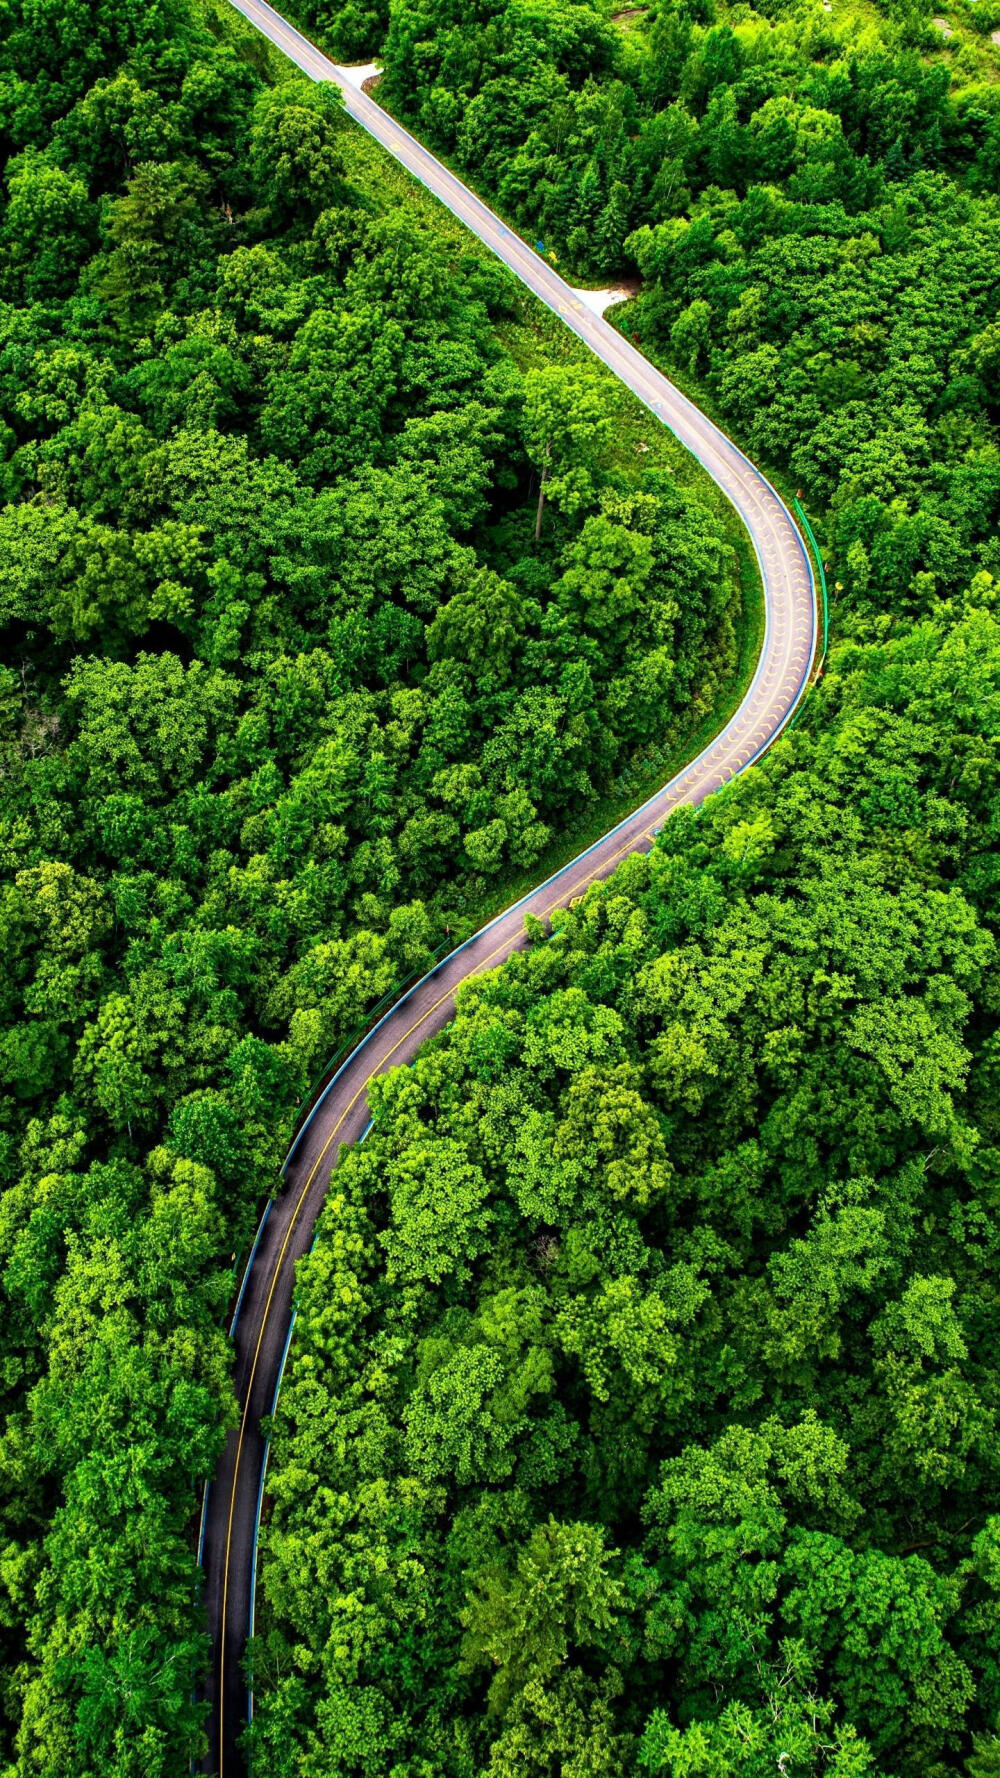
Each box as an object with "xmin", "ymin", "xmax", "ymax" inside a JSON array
[
  {"xmin": 254, "ymin": 574, "xmax": 1000, "ymax": 1776},
  {"xmin": 248, "ymin": 0, "xmax": 1000, "ymax": 1771},
  {"xmin": 0, "ymin": 0, "xmax": 739, "ymax": 1772},
  {"xmin": 314, "ymin": 0, "xmax": 1000, "ymax": 617}
]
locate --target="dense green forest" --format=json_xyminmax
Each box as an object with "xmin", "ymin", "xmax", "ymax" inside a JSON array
[
  {"xmin": 255, "ymin": 572, "xmax": 1000, "ymax": 1776},
  {"xmin": 2, "ymin": 0, "xmax": 1000, "ymax": 1767},
  {"xmin": 0, "ymin": 1, "xmax": 744, "ymax": 1773},
  {"xmin": 241, "ymin": 0, "xmax": 1000, "ymax": 1772},
  {"xmin": 297, "ymin": 0, "xmax": 1000, "ymax": 612}
]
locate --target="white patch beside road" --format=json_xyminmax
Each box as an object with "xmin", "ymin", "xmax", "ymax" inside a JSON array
[{"xmin": 571, "ymin": 286, "xmax": 633, "ymax": 316}]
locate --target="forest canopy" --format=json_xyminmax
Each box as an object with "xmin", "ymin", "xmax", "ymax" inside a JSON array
[
  {"xmin": 0, "ymin": 0, "xmax": 742, "ymax": 1772},
  {"xmin": 300, "ymin": 0, "xmax": 1000, "ymax": 613},
  {"xmin": 253, "ymin": 574, "xmax": 1000, "ymax": 1776},
  {"xmin": 242, "ymin": 0, "xmax": 1000, "ymax": 1772},
  {"xmin": 1, "ymin": 0, "xmax": 1000, "ymax": 1769}
]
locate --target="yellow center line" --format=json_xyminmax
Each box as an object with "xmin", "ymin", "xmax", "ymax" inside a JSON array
[
  {"xmin": 216, "ymin": 646, "xmax": 790, "ymax": 1763},
  {"xmin": 218, "ymin": 11, "xmax": 818, "ymax": 1768}
]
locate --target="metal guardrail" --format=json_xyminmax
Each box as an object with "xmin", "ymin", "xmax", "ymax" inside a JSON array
[{"xmin": 793, "ymin": 493, "xmax": 829, "ymax": 668}]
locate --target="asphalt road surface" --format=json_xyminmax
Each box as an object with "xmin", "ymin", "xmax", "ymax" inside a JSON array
[{"xmin": 202, "ymin": 4, "xmax": 818, "ymax": 1770}]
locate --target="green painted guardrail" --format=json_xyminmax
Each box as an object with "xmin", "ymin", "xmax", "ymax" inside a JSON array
[
  {"xmin": 283, "ymin": 495, "xmax": 830, "ymax": 1159},
  {"xmin": 793, "ymin": 493, "xmax": 829, "ymax": 667}
]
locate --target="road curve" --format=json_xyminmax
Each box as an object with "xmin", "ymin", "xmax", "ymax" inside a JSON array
[{"xmin": 202, "ymin": 3, "xmax": 817, "ymax": 1771}]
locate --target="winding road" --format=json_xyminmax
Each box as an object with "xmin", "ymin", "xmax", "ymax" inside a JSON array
[{"xmin": 202, "ymin": 3, "xmax": 818, "ymax": 1770}]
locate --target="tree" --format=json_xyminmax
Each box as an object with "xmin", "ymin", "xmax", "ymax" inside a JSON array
[
  {"xmin": 460, "ymin": 1519, "xmax": 624, "ymax": 1716},
  {"xmin": 485, "ymin": 1671, "xmax": 632, "ymax": 1777},
  {"xmin": 427, "ymin": 565, "xmax": 526, "ymax": 685},
  {"xmin": 521, "ymin": 365, "xmax": 612, "ymax": 541},
  {"xmin": 1, "ymin": 151, "xmax": 96, "ymax": 300},
  {"xmin": 968, "ymin": 1737, "xmax": 1000, "ymax": 1778},
  {"xmin": 249, "ymin": 79, "xmax": 345, "ymax": 217},
  {"xmin": 640, "ymin": 1644, "xmax": 881, "ymax": 1776}
]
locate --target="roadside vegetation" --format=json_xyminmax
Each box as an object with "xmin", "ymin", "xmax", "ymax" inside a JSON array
[
  {"xmin": 0, "ymin": 2, "xmax": 750, "ymax": 1772},
  {"xmin": 247, "ymin": 0, "xmax": 1000, "ymax": 1773},
  {"xmin": 361, "ymin": 0, "xmax": 1000, "ymax": 605}
]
